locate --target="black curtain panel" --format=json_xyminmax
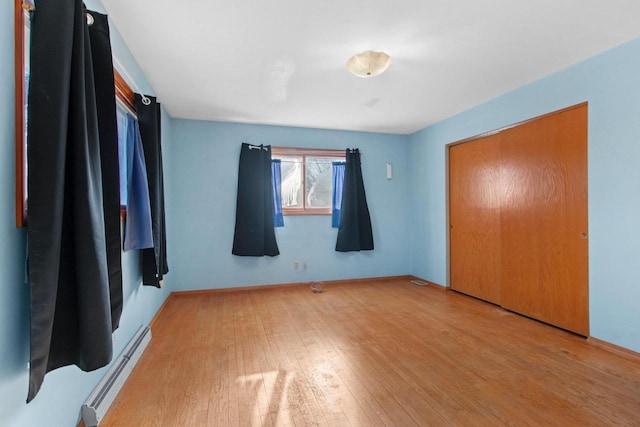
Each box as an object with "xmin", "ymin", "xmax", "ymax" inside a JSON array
[
  {"xmin": 136, "ymin": 94, "xmax": 169, "ymax": 287},
  {"xmin": 336, "ymin": 149, "xmax": 374, "ymax": 252},
  {"xmin": 88, "ymin": 11, "xmax": 123, "ymax": 332},
  {"xmin": 232, "ymin": 143, "xmax": 280, "ymax": 256},
  {"xmin": 27, "ymin": 1, "xmax": 115, "ymax": 402}
]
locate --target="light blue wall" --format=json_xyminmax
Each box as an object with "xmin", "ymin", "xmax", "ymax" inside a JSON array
[
  {"xmin": 409, "ymin": 38, "xmax": 640, "ymax": 353},
  {"xmin": 168, "ymin": 120, "xmax": 411, "ymax": 290},
  {"xmin": 0, "ymin": 1, "xmax": 173, "ymax": 426}
]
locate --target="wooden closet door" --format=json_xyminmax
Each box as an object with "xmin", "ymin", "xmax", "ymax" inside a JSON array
[
  {"xmin": 500, "ymin": 104, "xmax": 589, "ymax": 335},
  {"xmin": 449, "ymin": 133, "xmax": 502, "ymax": 305}
]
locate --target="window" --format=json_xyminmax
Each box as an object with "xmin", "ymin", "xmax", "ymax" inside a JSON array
[
  {"xmin": 271, "ymin": 147, "xmax": 345, "ymax": 215},
  {"xmin": 14, "ymin": 0, "xmax": 135, "ymax": 226},
  {"xmin": 114, "ymin": 69, "xmax": 136, "ymax": 219},
  {"xmin": 14, "ymin": 0, "xmax": 32, "ymax": 227}
]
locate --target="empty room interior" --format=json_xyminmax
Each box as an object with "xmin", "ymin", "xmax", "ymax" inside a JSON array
[{"xmin": 3, "ymin": 0, "xmax": 640, "ymax": 426}]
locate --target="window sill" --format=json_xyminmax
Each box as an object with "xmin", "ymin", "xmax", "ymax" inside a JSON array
[{"xmin": 283, "ymin": 208, "xmax": 331, "ymax": 216}]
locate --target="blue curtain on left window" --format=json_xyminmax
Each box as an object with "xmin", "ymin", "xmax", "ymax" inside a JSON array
[
  {"xmin": 332, "ymin": 161, "xmax": 346, "ymax": 228},
  {"xmin": 116, "ymin": 109, "xmax": 154, "ymax": 251},
  {"xmin": 272, "ymin": 159, "xmax": 284, "ymax": 227}
]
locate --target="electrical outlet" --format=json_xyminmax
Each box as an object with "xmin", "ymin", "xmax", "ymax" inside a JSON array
[{"xmin": 294, "ymin": 261, "xmax": 299, "ymax": 270}]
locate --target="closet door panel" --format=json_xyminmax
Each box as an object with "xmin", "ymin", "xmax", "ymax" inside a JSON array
[
  {"xmin": 499, "ymin": 105, "xmax": 589, "ymax": 335},
  {"xmin": 449, "ymin": 134, "xmax": 502, "ymax": 305}
]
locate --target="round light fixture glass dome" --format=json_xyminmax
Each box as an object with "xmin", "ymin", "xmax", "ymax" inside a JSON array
[{"xmin": 346, "ymin": 51, "xmax": 392, "ymax": 78}]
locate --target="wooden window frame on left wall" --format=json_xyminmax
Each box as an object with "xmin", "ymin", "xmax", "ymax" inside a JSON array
[
  {"xmin": 15, "ymin": 0, "xmax": 28, "ymax": 227},
  {"xmin": 15, "ymin": 0, "xmax": 136, "ymax": 227}
]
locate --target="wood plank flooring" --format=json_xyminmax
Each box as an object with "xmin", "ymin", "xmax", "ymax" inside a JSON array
[{"xmin": 100, "ymin": 279, "xmax": 640, "ymax": 426}]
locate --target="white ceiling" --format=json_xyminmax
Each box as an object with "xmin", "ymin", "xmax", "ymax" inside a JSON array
[{"xmin": 102, "ymin": 0, "xmax": 640, "ymax": 135}]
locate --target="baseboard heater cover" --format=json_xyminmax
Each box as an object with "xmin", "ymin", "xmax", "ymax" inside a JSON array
[{"xmin": 82, "ymin": 325, "xmax": 152, "ymax": 426}]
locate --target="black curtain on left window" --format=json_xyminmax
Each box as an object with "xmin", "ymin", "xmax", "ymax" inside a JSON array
[
  {"xmin": 136, "ymin": 94, "xmax": 169, "ymax": 287},
  {"xmin": 26, "ymin": 2, "xmax": 122, "ymax": 402},
  {"xmin": 232, "ymin": 143, "xmax": 280, "ymax": 256}
]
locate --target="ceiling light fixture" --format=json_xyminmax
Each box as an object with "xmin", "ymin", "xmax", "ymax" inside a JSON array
[{"xmin": 346, "ymin": 50, "xmax": 392, "ymax": 78}]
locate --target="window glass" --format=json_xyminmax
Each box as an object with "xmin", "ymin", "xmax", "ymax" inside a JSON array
[
  {"xmin": 116, "ymin": 107, "xmax": 129, "ymax": 206},
  {"xmin": 306, "ymin": 156, "xmax": 344, "ymax": 208},
  {"xmin": 278, "ymin": 155, "xmax": 303, "ymax": 208}
]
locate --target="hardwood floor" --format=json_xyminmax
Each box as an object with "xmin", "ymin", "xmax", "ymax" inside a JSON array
[{"xmin": 100, "ymin": 279, "xmax": 640, "ymax": 426}]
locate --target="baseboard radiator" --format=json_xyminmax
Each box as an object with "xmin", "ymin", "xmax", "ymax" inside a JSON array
[{"xmin": 82, "ymin": 325, "xmax": 152, "ymax": 426}]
